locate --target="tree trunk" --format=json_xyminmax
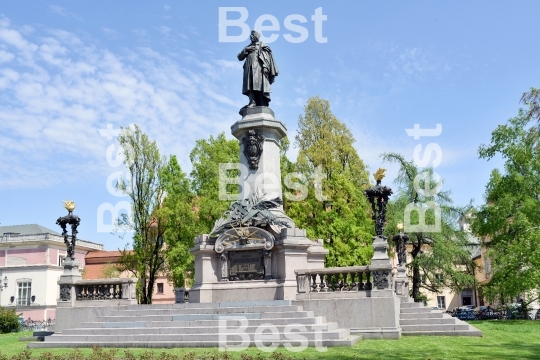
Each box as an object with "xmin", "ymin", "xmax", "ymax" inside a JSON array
[{"xmin": 410, "ymin": 234, "xmax": 423, "ymax": 302}]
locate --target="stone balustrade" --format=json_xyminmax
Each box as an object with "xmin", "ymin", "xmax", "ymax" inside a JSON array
[
  {"xmin": 58, "ymin": 278, "xmax": 137, "ymax": 305},
  {"xmin": 294, "ymin": 264, "xmax": 394, "ymax": 294}
]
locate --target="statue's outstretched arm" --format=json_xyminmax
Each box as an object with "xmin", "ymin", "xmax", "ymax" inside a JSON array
[{"xmin": 237, "ymin": 48, "xmax": 247, "ymax": 61}]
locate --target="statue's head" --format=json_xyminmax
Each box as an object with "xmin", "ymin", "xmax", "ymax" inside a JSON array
[{"xmin": 250, "ymin": 30, "xmax": 261, "ymax": 42}]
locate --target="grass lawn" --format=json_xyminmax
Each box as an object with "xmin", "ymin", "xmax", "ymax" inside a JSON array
[{"xmin": 1, "ymin": 321, "xmax": 539, "ymax": 360}]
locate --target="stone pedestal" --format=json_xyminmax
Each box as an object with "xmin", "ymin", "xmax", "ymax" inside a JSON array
[
  {"xmin": 394, "ymin": 265, "xmax": 409, "ymax": 298},
  {"xmin": 189, "ymin": 106, "xmax": 328, "ymax": 303},
  {"xmin": 57, "ymin": 258, "xmax": 82, "ymax": 306},
  {"xmin": 189, "ymin": 228, "xmax": 328, "ymax": 303},
  {"xmin": 231, "ymin": 107, "xmax": 294, "ymax": 226}
]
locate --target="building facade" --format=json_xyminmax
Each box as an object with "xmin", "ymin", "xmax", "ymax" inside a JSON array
[
  {"xmin": 0, "ymin": 224, "xmax": 103, "ymax": 320},
  {"xmin": 83, "ymin": 250, "xmax": 175, "ymax": 304}
]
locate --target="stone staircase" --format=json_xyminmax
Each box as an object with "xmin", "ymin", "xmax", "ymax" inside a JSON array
[
  {"xmin": 28, "ymin": 300, "xmax": 361, "ymax": 348},
  {"xmin": 400, "ymin": 301, "xmax": 482, "ymax": 336}
]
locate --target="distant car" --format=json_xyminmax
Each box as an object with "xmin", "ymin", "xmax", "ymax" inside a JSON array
[
  {"xmin": 474, "ymin": 306, "xmax": 500, "ymax": 320},
  {"xmin": 504, "ymin": 303, "xmax": 531, "ymax": 320},
  {"xmin": 451, "ymin": 306, "xmax": 476, "ymax": 320}
]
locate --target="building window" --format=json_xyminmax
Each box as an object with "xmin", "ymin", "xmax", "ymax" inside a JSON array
[
  {"xmin": 435, "ymin": 273, "xmax": 444, "ymax": 283},
  {"xmin": 484, "ymin": 258, "xmax": 491, "ymax": 275},
  {"xmin": 157, "ymin": 283, "xmax": 164, "ymax": 294},
  {"xmin": 17, "ymin": 282, "xmax": 31, "ymax": 306},
  {"xmin": 58, "ymin": 255, "xmax": 66, "ymax": 266},
  {"xmin": 437, "ymin": 296, "xmax": 446, "ymax": 310}
]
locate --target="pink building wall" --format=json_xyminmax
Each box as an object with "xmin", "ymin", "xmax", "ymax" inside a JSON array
[
  {"xmin": 49, "ymin": 248, "xmax": 58, "ymax": 266},
  {"xmin": 0, "ymin": 250, "xmax": 5, "ymax": 266},
  {"xmin": 17, "ymin": 308, "xmax": 56, "ymax": 321},
  {"xmin": 8, "ymin": 248, "xmax": 47, "ymax": 265},
  {"xmin": 74, "ymin": 251, "xmax": 86, "ymax": 267}
]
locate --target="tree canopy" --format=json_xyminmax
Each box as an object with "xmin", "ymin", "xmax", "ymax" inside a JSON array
[
  {"xmin": 382, "ymin": 153, "xmax": 477, "ymax": 302},
  {"xmin": 116, "ymin": 124, "xmax": 168, "ymax": 304},
  {"xmin": 286, "ymin": 96, "xmax": 374, "ymax": 267},
  {"xmin": 473, "ymin": 100, "xmax": 540, "ymax": 305},
  {"xmin": 189, "ymin": 132, "xmax": 239, "ymax": 234}
]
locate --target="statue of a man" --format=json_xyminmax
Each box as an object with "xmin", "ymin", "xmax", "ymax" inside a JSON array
[{"xmin": 237, "ymin": 30, "xmax": 279, "ymax": 108}]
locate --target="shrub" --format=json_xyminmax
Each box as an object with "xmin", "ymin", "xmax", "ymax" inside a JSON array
[{"xmin": 0, "ymin": 307, "xmax": 21, "ymax": 333}]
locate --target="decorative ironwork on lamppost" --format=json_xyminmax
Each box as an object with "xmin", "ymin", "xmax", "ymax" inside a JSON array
[
  {"xmin": 393, "ymin": 223, "xmax": 408, "ymax": 267},
  {"xmin": 56, "ymin": 201, "xmax": 81, "ymax": 261},
  {"xmin": 364, "ymin": 168, "xmax": 394, "ymax": 290},
  {"xmin": 392, "ymin": 222, "xmax": 410, "ymax": 297},
  {"xmin": 364, "ymin": 168, "xmax": 393, "ymax": 236}
]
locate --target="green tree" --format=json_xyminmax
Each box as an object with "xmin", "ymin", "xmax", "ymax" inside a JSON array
[
  {"xmin": 189, "ymin": 132, "xmax": 240, "ymax": 233},
  {"xmin": 160, "ymin": 155, "xmax": 196, "ymax": 288},
  {"xmin": 0, "ymin": 307, "xmax": 20, "ymax": 333},
  {"xmin": 116, "ymin": 124, "xmax": 168, "ymax": 304},
  {"xmin": 473, "ymin": 102, "xmax": 540, "ymax": 307},
  {"xmin": 382, "ymin": 153, "xmax": 477, "ymax": 302},
  {"xmin": 520, "ymin": 87, "xmax": 540, "ymax": 126},
  {"xmin": 287, "ymin": 96, "xmax": 374, "ymax": 267}
]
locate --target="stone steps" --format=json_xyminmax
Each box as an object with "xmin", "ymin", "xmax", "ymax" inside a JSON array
[
  {"xmin": 63, "ymin": 322, "xmax": 340, "ymax": 335},
  {"xmin": 112, "ymin": 305, "xmax": 302, "ymax": 316},
  {"xmin": 28, "ymin": 338, "xmax": 361, "ymax": 348},
  {"xmin": 92, "ymin": 310, "xmax": 315, "ymax": 323},
  {"xmin": 28, "ymin": 300, "xmax": 362, "ymax": 348},
  {"xmin": 78, "ymin": 316, "xmax": 326, "ymax": 329},
  {"xmin": 399, "ymin": 299, "xmax": 482, "ymax": 337}
]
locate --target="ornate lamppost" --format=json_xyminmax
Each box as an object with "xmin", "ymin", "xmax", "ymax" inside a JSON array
[
  {"xmin": 364, "ymin": 168, "xmax": 393, "ymax": 289},
  {"xmin": 392, "ymin": 222, "xmax": 410, "ymax": 297},
  {"xmin": 393, "ymin": 223, "xmax": 408, "ymax": 267},
  {"xmin": 56, "ymin": 201, "xmax": 82, "ymax": 302},
  {"xmin": 56, "ymin": 201, "xmax": 81, "ymax": 262}
]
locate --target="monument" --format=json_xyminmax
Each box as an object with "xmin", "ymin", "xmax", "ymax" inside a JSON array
[{"xmin": 188, "ymin": 31, "xmax": 327, "ymax": 303}]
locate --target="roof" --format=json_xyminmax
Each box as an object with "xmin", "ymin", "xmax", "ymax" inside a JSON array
[
  {"xmin": 0, "ymin": 224, "xmax": 61, "ymax": 236},
  {"xmin": 0, "ymin": 223, "xmax": 104, "ymax": 251},
  {"xmin": 86, "ymin": 250, "xmax": 125, "ymax": 259},
  {"xmin": 465, "ymin": 233, "xmax": 482, "ymax": 259}
]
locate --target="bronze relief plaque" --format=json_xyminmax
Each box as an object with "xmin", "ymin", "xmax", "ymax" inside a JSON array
[{"xmin": 228, "ymin": 250, "xmax": 264, "ymax": 281}]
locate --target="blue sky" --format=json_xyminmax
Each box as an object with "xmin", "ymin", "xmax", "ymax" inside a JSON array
[{"xmin": 0, "ymin": 1, "xmax": 538, "ymax": 250}]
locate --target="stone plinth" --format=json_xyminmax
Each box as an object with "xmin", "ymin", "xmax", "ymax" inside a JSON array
[
  {"xmin": 394, "ymin": 265, "xmax": 409, "ymax": 299},
  {"xmin": 189, "ymin": 228, "xmax": 328, "ymax": 303},
  {"xmin": 231, "ymin": 107, "xmax": 289, "ymax": 215},
  {"xmin": 294, "ymin": 295, "xmax": 401, "ymax": 339},
  {"xmin": 370, "ymin": 235, "xmax": 391, "ymax": 266}
]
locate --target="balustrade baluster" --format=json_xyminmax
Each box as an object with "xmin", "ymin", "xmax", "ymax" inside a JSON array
[
  {"xmin": 319, "ymin": 273, "xmax": 326, "ymax": 292},
  {"xmin": 366, "ymin": 272, "xmax": 372, "ymax": 290},
  {"xmin": 337, "ymin": 273, "xmax": 344, "ymax": 291},
  {"xmin": 311, "ymin": 274, "xmax": 318, "ymax": 292},
  {"xmin": 347, "ymin": 273, "xmax": 352, "ymax": 290},
  {"xmin": 358, "ymin": 272, "xmax": 364, "ymax": 290},
  {"xmin": 349, "ymin": 272, "xmax": 356, "ymax": 291}
]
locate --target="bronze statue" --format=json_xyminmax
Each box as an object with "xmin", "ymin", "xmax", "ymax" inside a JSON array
[{"xmin": 237, "ymin": 30, "xmax": 279, "ymax": 108}]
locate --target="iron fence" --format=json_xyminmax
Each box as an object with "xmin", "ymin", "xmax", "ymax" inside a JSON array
[{"xmin": 18, "ymin": 317, "xmax": 55, "ymax": 331}]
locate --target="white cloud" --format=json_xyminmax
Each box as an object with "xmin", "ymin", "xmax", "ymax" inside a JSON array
[
  {"xmin": 49, "ymin": 5, "xmax": 82, "ymax": 21},
  {"xmin": 164, "ymin": 5, "xmax": 171, "ymax": 11},
  {"xmin": 0, "ymin": 16, "xmax": 241, "ymax": 190},
  {"xmin": 158, "ymin": 26, "xmax": 172, "ymax": 35}
]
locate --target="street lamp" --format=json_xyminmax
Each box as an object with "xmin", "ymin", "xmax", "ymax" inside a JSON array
[
  {"xmin": 56, "ymin": 201, "xmax": 81, "ymax": 262},
  {"xmin": 364, "ymin": 168, "xmax": 393, "ymax": 290},
  {"xmin": 393, "ymin": 223, "xmax": 408, "ymax": 267},
  {"xmin": 392, "ymin": 223, "xmax": 410, "ymax": 297}
]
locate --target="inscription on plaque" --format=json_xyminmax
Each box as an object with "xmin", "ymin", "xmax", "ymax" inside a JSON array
[{"xmin": 228, "ymin": 250, "xmax": 264, "ymax": 281}]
